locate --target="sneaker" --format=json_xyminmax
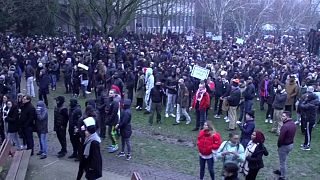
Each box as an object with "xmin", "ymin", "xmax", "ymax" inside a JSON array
[
  {"xmin": 108, "ymin": 145, "xmax": 118, "ymax": 153},
  {"xmin": 269, "ymin": 119, "xmax": 273, "ymax": 124},
  {"xmin": 265, "ymin": 119, "xmax": 269, "ymax": 123},
  {"xmin": 300, "ymin": 144, "xmax": 306, "ymax": 147},
  {"xmin": 214, "ymin": 115, "xmax": 220, "ymax": 119},
  {"xmin": 224, "ymin": 116, "xmax": 228, "ymax": 120},
  {"xmin": 301, "ymin": 146, "xmax": 311, "ymax": 151},
  {"xmin": 126, "ymin": 154, "xmax": 132, "ymax": 161},
  {"xmin": 107, "ymin": 145, "xmax": 113, "ymax": 149},
  {"xmin": 225, "ymin": 119, "xmax": 230, "ymax": 123},
  {"xmin": 257, "ymin": 97, "xmax": 260, "ymax": 101},
  {"xmin": 173, "ymin": 122, "xmax": 180, "ymax": 125},
  {"xmin": 273, "ymin": 170, "xmax": 281, "ymax": 175},
  {"xmin": 170, "ymin": 114, "xmax": 176, "ymax": 118},
  {"xmin": 186, "ymin": 120, "xmax": 191, "ymax": 125},
  {"xmin": 40, "ymin": 154, "xmax": 47, "ymax": 159},
  {"xmin": 236, "ymin": 121, "xmax": 241, "ymax": 124},
  {"xmin": 116, "ymin": 152, "xmax": 126, "ymax": 157},
  {"xmin": 135, "ymin": 106, "xmax": 140, "ymax": 110},
  {"xmin": 165, "ymin": 113, "xmax": 169, "ymax": 118},
  {"xmin": 37, "ymin": 152, "xmax": 42, "ymax": 156}
]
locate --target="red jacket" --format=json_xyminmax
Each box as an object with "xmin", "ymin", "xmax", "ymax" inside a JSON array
[
  {"xmin": 192, "ymin": 92, "xmax": 210, "ymax": 110},
  {"xmin": 197, "ymin": 130, "xmax": 222, "ymax": 155}
]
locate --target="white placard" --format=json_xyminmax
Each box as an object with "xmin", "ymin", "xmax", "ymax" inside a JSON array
[
  {"xmin": 186, "ymin": 36, "xmax": 193, "ymax": 41},
  {"xmin": 205, "ymin": 32, "xmax": 212, "ymax": 38},
  {"xmin": 236, "ymin": 38, "xmax": 244, "ymax": 44},
  {"xmin": 212, "ymin": 36, "xmax": 222, "ymax": 41},
  {"xmin": 78, "ymin": 63, "xmax": 89, "ymax": 71},
  {"xmin": 191, "ymin": 65, "xmax": 210, "ymax": 80}
]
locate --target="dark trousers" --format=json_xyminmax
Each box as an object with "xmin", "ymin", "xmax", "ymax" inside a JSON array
[
  {"xmin": 136, "ymin": 98, "xmax": 143, "ymax": 107},
  {"xmin": 260, "ymin": 96, "xmax": 266, "ymax": 110},
  {"xmin": 304, "ymin": 121, "xmax": 315, "ymax": 146},
  {"xmin": 23, "ymin": 127, "xmax": 34, "ymax": 153},
  {"xmin": 39, "ymin": 90, "xmax": 48, "ymax": 107},
  {"xmin": 99, "ymin": 114, "xmax": 106, "ymax": 138},
  {"xmin": 301, "ymin": 117, "xmax": 306, "ymax": 134},
  {"xmin": 121, "ymin": 137, "xmax": 131, "ymax": 154},
  {"xmin": 266, "ymin": 104, "xmax": 274, "ymax": 119},
  {"xmin": 69, "ymin": 129, "xmax": 79, "ymax": 155},
  {"xmin": 127, "ymin": 88, "xmax": 134, "ymax": 101},
  {"xmin": 285, "ymin": 105, "xmax": 292, "ymax": 112},
  {"xmin": 0, "ymin": 124, "xmax": 5, "ymax": 142},
  {"xmin": 64, "ymin": 77, "xmax": 71, "ymax": 93},
  {"xmin": 246, "ymin": 169, "xmax": 259, "ymax": 180},
  {"xmin": 196, "ymin": 109, "xmax": 206, "ymax": 129},
  {"xmin": 199, "ymin": 156, "xmax": 214, "ymax": 180},
  {"xmin": 56, "ymin": 128, "xmax": 67, "ymax": 152},
  {"xmin": 149, "ymin": 102, "xmax": 162, "ymax": 124}
]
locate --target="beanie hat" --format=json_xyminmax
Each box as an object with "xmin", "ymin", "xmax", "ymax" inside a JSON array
[
  {"xmin": 55, "ymin": 96, "xmax": 65, "ymax": 103},
  {"xmin": 83, "ymin": 117, "xmax": 96, "ymax": 134}
]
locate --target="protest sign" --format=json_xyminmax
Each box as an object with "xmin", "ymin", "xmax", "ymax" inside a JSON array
[
  {"xmin": 191, "ymin": 65, "xmax": 210, "ymax": 80},
  {"xmin": 78, "ymin": 63, "xmax": 89, "ymax": 71}
]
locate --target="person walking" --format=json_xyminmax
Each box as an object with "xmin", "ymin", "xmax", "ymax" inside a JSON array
[
  {"xmin": 197, "ymin": 121, "xmax": 222, "ymax": 180},
  {"xmin": 174, "ymin": 79, "xmax": 191, "ymax": 125},
  {"xmin": 273, "ymin": 111, "xmax": 296, "ymax": 180},
  {"xmin": 298, "ymin": 86, "xmax": 319, "ymax": 151},
  {"xmin": 54, "ymin": 96, "xmax": 69, "ymax": 158},
  {"xmin": 116, "ymin": 99, "xmax": 133, "ymax": 161},
  {"xmin": 237, "ymin": 111, "xmax": 255, "ymax": 148},
  {"xmin": 240, "ymin": 130, "xmax": 268, "ymax": 180},
  {"xmin": 35, "ymin": 101, "xmax": 48, "ymax": 159},
  {"xmin": 271, "ymin": 85, "xmax": 287, "ymax": 135},
  {"xmin": 20, "ymin": 95, "xmax": 36, "ymax": 155},
  {"xmin": 192, "ymin": 83, "xmax": 210, "ymax": 131},
  {"xmin": 148, "ymin": 81, "xmax": 165, "ymax": 125}
]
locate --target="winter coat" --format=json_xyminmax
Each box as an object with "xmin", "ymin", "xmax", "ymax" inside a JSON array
[
  {"xmin": 69, "ymin": 105, "xmax": 82, "ymax": 131},
  {"xmin": 215, "ymin": 80, "xmax": 230, "ymax": 97},
  {"xmin": 118, "ymin": 99, "xmax": 132, "ymax": 138},
  {"xmin": 38, "ymin": 74, "xmax": 50, "ymax": 94},
  {"xmin": 239, "ymin": 120, "xmax": 255, "ymax": 148},
  {"xmin": 78, "ymin": 141, "xmax": 102, "ymax": 180},
  {"xmin": 272, "ymin": 90, "xmax": 287, "ymax": 110},
  {"xmin": 150, "ymin": 86, "xmax": 165, "ymax": 103},
  {"xmin": 285, "ymin": 81, "xmax": 299, "ymax": 105},
  {"xmin": 177, "ymin": 84, "xmax": 189, "ymax": 108},
  {"xmin": 243, "ymin": 83, "xmax": 255, "ymax": 101},
  {"xmin": 136, "ymin": 75, "xmax": 145, "ymax": 98},
  {"xmin": 299, "ymin": 92, "xmax": 320, "ymax": 123},
  {"xmin": 36, "ymin": 101, "xmax": 48, "ymax": 134},
  {"xmin": 5, "ymin": 106, "xmax": 20, "ymax": 133},
  {"xmin": 266, "ymin": 84, "xmax": 277, "ymax": 105},
  {"xmin": 192, "ymin": 92, "xmax": 210, "ymax": 110},
  {"xmin": 246, "ymin": 143, "xmax": 269, "ymax": 170},
  {"xmin": 54, "ymin": 105, "xmax": 69, "ymax": 131},
  {"xmin": 20, "ymin": 102, "xmax": 36, "ymax": 128},
  {"xmin": 106, "ymin": 96, "xmax": 121, "ymax": 126},
  {"xmin": 227, "ymin": 86, "xmax": 241, "ymax": 107},
  {"xmin": 197, "ymin": 130, "xmax": 222, "ymax": 156}
]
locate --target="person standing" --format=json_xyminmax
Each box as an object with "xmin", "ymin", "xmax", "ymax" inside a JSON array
[
  {"xmin": 237, "ymin": 111, "xmax": 255, "ymax": 148},
  {"xmin": 197, "ymin": 122, "xmax": 222, "ymax": 180},
  {"xmin": 273, "ymin": 111, "xmax": 296, "ymax": 180},
  {"xmin": 5, "ymin": 100, "xmax": 21, "ymax": 150},
  {"xmin": 165, "ymin": 74, "xmax": 177, "ymax": 118},
  {"xmin": 68, "ymin": 99, "xmax": 82, "ymax": 159},
  {"xmin": 144, "ymin": 68, "xmax": 154, "ymax": 114},
  {"xmin": 214, "ymin": 75, "xmax": 230, "ymax": 119},
  {"xmin": 284, "ymin": 76, "xmax": 299, "ymax": 112},
  {"xmin": 20, "ymin": 95, "xmax": 36, "ymax": 155},
  {"xmin": 54, "ymin": 96, "xmax": 69, "ymax": 158},
  {"xmin": 76, "ymin": 117, "xmax": 102, "ymax": 180},
  {"xmin": 35, "ymin": 101, "xmax": 48, "ymax": 159},
  {"xmin": 135, "ymin": 71, "xmax": 145, "ymax": 111},
  {"xmin": 298, "ymin": 86, "xmax": 319, "ymax": 151},
  {"xmin": 259, "ymin": 75, "xmax": 270, "ymax": 111},
  {"xmin": 37, "ymin": 69, "xmax": 50, "ymax": 107},
  {"xmin": 226, "ymin": 79, "xmax": 241, "ymax": 131},
  {"xmin": 271, "ymin": 85, "xmax": 287, "ymax": 135},
  {"xmin": 240, "ymin": 130, "xmax": 268, "ymax": 180},
  {"xmin": 125, "ymin": 69, "xmax": 135, "ymax": 101},
  {"xmin": 63, "ymin": 58, "xmax": 73, "ymax": 93},
  {"xmin": 174, "ymin": 79, "xmax": 191, "ymax": 125},
  {"xmin": 192, "ymin": 83, "xmax": 210, "ymax": 131},
  {"xmin": 25, "ymin": 60, "xmax": 35, "ymax": 97},
  {"xmin": 148, "ymin": 81, "xmax": 165, "ymax": 125},
  {"xmin": 242, "ymin": 77, "xmax": 255, "ymax": 120}
]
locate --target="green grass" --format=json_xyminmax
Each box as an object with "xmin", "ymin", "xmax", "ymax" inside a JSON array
[{"xmin": 29, "ymin": 80, "xmax": 320, "ymax": 180}]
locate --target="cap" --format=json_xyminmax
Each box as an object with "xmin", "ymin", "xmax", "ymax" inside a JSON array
[
  {"xmin": 232, "ymin": 79, "xmax": 240, "ymax": 84},
  {"xmin": 83, "ymin": 117, "xmax": 96, "ymax": 127}
]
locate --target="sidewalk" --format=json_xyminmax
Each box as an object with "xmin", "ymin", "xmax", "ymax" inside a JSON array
[{"xmin": 26, "ymin": 155, "xmax": 130, "ymax": 180}]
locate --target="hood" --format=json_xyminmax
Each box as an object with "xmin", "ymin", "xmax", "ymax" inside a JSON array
[
  {"xmin": 85, "ymin": 99, "xmax": 96, "ymax": 108},
  {"xmin": 123, "ymin": 99, "xmax": 132, "ymax": 109},
  {"xmin": 37, "ymin": 101, "xmax": 46, "ymax": 108},
  {"xmin": 70, "ymin": 98, "xmax": 78, "ymax": 108}
]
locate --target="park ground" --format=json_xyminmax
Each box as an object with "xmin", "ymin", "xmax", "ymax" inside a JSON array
[{"xmin": 8, "ymin": 78, "xmax": 320, "ymax": 180}]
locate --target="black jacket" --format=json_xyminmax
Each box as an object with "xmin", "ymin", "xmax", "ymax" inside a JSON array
[
  {"xmin": 118, "ymin": 101, "xmax": 132, "ymax": 138},
  {"xmin": 299, "ymin": 92, "xmax": 320, "ymax": 123},
  {"xmin": 243, "ymin": 83, "xmax": 255, "ymax": 100},
  {"xmin": 78, "ymin": 141, "xmax": 102, "ymax": 180},
  {"xmin": 5, "ymin": 107, "xmax": 20, "ymax": 133},
  {"xmin": 272, "ymin": 90, "xmax": 287, "ymax": 110},
  {"xmin": 54, "ymin": 105, "xmax": 69, "ymax": 131},
  {"xmin": 106, "ymin": 96, "xmax": 121, "ymax": 126},
  {"xmin": 150, "ymin": 86, "xmax": 165, "ymax": 103},
  {"xmin": 239, "ymin": 120, "xmax": 255, "ymax": 148},
  {"xmin": 246, "ymin": 143, "xmax": 269, "ymax": 170},
  {"xmin": 38, "ymin": 74, "xmax": 50, "ymax": 94},
  {"xmin": 36, "ymin": 101, "xmax": 48, "ymax": 134},
  {"xmin": 215, "ymin": 80, "xmax": 230, "ymax": 97},
  {"xmin": 20, "ymin": 102, "xmax": 36, "ymax": 128},
  {"xmin": 69, "ymin": 105, "xmax": 82, "ymax": 130},
  {"xmin": 227, "ymin": 86, "xmax": 241, "ymax": 107}
]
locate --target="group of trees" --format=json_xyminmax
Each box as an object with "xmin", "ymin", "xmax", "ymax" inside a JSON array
[{"xmin": 198, "ymin": 0, "xmax": 320, "ymax": 37}]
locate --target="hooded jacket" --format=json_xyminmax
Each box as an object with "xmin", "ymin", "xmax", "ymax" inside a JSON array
[
  {"xmin": 69, "ymin": 99, "xmax": 82, "ymax": 130},
  {"xmin": 36, "ymin": 101, "xmax": 48, "ymax": 134},
  {"xmin": 299, "ymin": 92, "xmax": 320, "ymax": 123},
  {"xmin": 272, "ymin": 89, "xmax": 287, "ymax": 110},
  {"xmin": 197, "ymin": 130, "xmax": 222, "ymax": 156},
  {"xmin": 227, "ymin": 86, "xmax": 241, "ymax": 107},
  {"xmin": 5, "ymin": 105, "xmax": 20, "ymax": 133},
  {"xmin": 106, "ymin": 95, "xmax": 121, "ymax": 126},
  {"xmin": 118, "ymin": 99, "xmax": 132, "ymax": 138},
  {"xmin": 20, "ymin": 101, "xmax": 36, "ymax": 128}
]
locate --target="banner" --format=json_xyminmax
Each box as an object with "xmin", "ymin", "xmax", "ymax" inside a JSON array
[
  {"xmin": 191, "ymin": 65, "xmax": 210, "ymax": 80},
  {"xmin": 186, "ymin": 36, "xmax": 193, "ymax": 41},
  {"xmin": 78, "ymin": 63, "xmax": 89, "ymax": 71},
  {"xmin": 212, "ymin": 36, "xmax": 222, "ymax": 41},
  {"xmin": 236, "ymin": 38, "xmax": 244, "ymax": 44},
  {"xmin": 205, "ymin": 32, "xmax": 212, "ymax": 38}
]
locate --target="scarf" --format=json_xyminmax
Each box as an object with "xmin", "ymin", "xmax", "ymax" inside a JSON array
[
  {"xmin": 83, "ymin": 132, "xmax": 101, "ymax": 158},
  {"xmin": 264, "ymin": 80, "xmax": 269, "ymax": 97},
  {"xmin": 240, "ymin": 141, "xmax": 258, "ymax": 175},
  {"xmin": 196, "ymin": 88, "xmax": 206, "ymax": 101}
]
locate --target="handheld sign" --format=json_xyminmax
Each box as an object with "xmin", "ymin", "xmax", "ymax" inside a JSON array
[
  {"xmin": 212, "ymin": 36, "xmax": 222, "ymax": 41},
  {"xmin": 236, "ymin": 38, "xmax": 244, "ymax": 44},
  {"xmin": 78, "ymin": 63, "xmax": 89, "ymax": 71},
  {"xmin": 191, "ymin": 65, "xmax": 210, "ymax": 80},
  {"xmin": 186, "ymin": 36, "xmax": 193, "ymax": 41}
]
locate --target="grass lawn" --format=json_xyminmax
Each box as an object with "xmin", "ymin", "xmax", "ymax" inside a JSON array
[{"xmin": 33, "ymin": 81, "xmax": 320, "ymax": 180}]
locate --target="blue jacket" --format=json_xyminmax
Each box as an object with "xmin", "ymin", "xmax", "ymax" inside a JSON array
[{"xmin": 239, "ymin": 120, "xmax": 255, "ymax": 148}]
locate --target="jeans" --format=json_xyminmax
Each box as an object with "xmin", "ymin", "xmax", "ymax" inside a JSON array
[
  {"xmin": 40, "ymin": 133, "xmax": 48, "ymax": 155},
  {"xmin": 245, "ymin": 100, "xmax": 253, "ymax": 113},
  {"xmin": 50, "ymin": 74, "xmax": 57, "ymax": 89},
  {"xmin": 199, "ymin": 156, "xmax": 214, "ymax": 180},
  {"xmin": 176, "ymin": 104, "xmax": 191, "ymax": 123},
  {"xmin": 39, "ymin": 90, "xmax": 48, "ymax": 107},
  {"xmin": 266, "ymin": 104, "xmax": 274, "ymax": 119},
  {"xmin": 26, "ymin": 76, "xmax": 35, "ymax": 97},
  {"xmin": 278, "ymin": 144, "xmax": 294, "ymax": 179},
  {"xmin": 260, "ymin": 96, "xmax": 266, "ymax": 110},
  {"xmin": 121, "ymin": 137, "xmax": 131, "ymax": 154},
  {"xmin": 195, "ymin": 109, "xmax": 206, "ymax": 129},
  {"xmin": 165, "ymin": 93, "xmax": 175, "ymax": 115},
  {"xmin": 8, "ymin": 132, "xmax": 21, "ymax": 149}
]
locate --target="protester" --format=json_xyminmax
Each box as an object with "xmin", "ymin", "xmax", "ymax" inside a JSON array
[
  {"xmin": 174, "ymin": 79, "xmax": 191, "ymax": 125},
  {"xmin": 5, "ymin": 100, "xmax": 21, "ymax": 150},
  {"xmin": 226, "ymin": 79, "xmax": 241, "ymax": 131},
  {"xmin": 284, "ymin": 76, "xmax": 299, "ymax": 112},
  {"xmin": 192, "ymin": 82, "xmax": 210, "ymax": 131},
  {"xmin": 237, "ymin": 111, "xmax": 255, "ymax": 148},
  {"xmin": 148, "ymin": 81, "xmax": 165, "ymax": 125},
  {"xmin": 54, "ymin": 96, "xmax": 69, "ymax": 158},
  {"xmin": 197, "ymin": 121, "xmax": 222, "ymax": 180},
  {"xmin": 135, "ymin": 71, "xmax": 145, "ymax": 111},
  {"xmin": 68, "ymin": 98, "xmax": 83, "ymax": 159},
  {"xmin": 240, "ymin": 130, "xmax": 268, "ymax": 180},
  {"xmin": 35, "ymin": 101, "xmax": 48, "ymax": 159},
  {"xmin": 223, "ymin": 162, "xmax": 240, "ymax": 180},
  {"xmin": 270, "ymin": 85, "xmax": 287, "ymax": 135}
]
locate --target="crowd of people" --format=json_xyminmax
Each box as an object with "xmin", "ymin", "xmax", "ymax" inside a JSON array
[{"xmin": 0, "ymin": 31, "xmax": 318, "ymax": 179}]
